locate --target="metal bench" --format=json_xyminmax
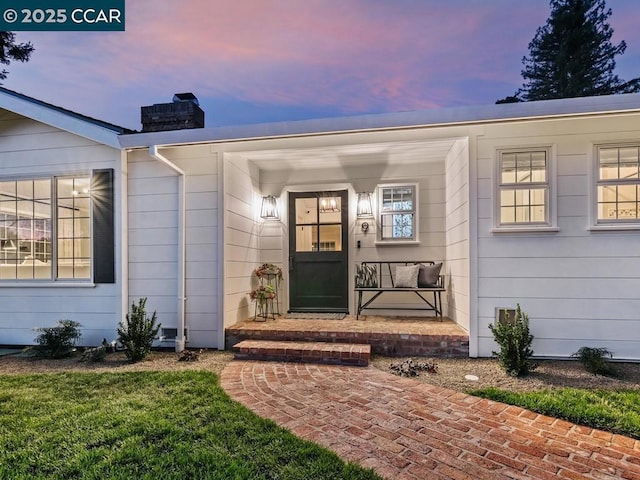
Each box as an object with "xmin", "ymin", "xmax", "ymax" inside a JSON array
[{"xmin": 354, "ymin": 261, "xmax": 445, "ymax": 320}]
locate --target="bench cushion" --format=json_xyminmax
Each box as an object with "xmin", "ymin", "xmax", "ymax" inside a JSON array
[
  {"xmin": 395, "ymin": 264, "xmax": 420, "ymax": 288},
  {"xmin": 418, "ymin": 262, "xmax": 442, "ymax": 287}
]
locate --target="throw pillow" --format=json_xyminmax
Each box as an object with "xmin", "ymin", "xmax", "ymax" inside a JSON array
[
  {"xmin": 418, "ymin": 262, "xmax": 443, "ymax": 287},
  {"xmin": 355, "ymin": 264, "xmax": 378, "ymax": 288},
  {"xmin": 395, "ymin": 264, "xmax": 420, "ymax": 288}
]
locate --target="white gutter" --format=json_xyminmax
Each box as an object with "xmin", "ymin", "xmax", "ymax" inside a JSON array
[{"xmin": 149, "ymin": 145, "xmax": 187, "ymax": 352}]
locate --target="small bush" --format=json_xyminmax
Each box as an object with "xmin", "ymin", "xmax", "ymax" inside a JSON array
[
  {"xmin": 117, "ymin": 297, "xmax": 160, "ymax": 362},
  {"xmin": 572, "ymin": 346, "xmax": 615, "ymax": 376},
  {"xmin": 489, "ymin": 304, "xmax": 534, "ymax": 377},
  {"xmin": 28, "ymin": 319, "xmax": 82, "ymax": 358}
]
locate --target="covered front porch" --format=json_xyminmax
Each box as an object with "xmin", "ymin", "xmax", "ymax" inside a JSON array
[
  {"xmin": 225, "ymin": 315, "xmax": 469, "ymax": 358},
  {"xmin": 221, "ymin": 131, "xmax": 473, "ymax": 353}
]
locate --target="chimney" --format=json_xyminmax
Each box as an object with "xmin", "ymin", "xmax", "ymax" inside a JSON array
[{"xmin": 141, "ymin": 93, "xmax": 205, "ymax": 132}]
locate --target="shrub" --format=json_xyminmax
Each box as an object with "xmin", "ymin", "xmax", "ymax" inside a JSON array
[
  {"xmin": 29, "ymin": 319, "xmax": 82, "ymax": 358},
  {"xmin": 117, "ymin": 297, "xmax": 160, "ymax": 362},
  {"xmin": 489, "ymin": 304, "xmax": 534, "ymax": 377},
  {"xmin": 572, "ymin": 346, "xmax": 615, "ymax": 376}
]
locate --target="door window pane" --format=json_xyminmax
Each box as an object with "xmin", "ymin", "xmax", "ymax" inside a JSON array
[
  {"xmin": 295, "ymin": 225, "xmax": 316, "ymax": 252},
  {"xmin": 319, "ymin": 196, "xmax": 341, "ymax": 223},
  {"xmin": 295, "ymin": 198, "xmax": 317, "ymax": 224},
  {"xmin": 295, "ymin": 194, "xmax": 344, "ymax": 251},
  {"xmin": 317, "ymin": 225, "xmax": 341, "ymax": 251}
]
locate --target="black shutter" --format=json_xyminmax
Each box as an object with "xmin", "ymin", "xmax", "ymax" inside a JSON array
[{"xmin": 92, "ymin": 169, "xmax": 115, "ymax": 283}]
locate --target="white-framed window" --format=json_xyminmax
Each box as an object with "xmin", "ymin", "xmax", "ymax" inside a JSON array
[
  {"xmin": 0, "ymin": 175, "xmax": 92, "ymax": 281},
  {"xmin": 595, "ymin": 145, "xmax": 640, "ymax": 224},
  {"xmin": 497, "ymin": 148, "xmax": 551, "ymax": 227},
  {"xmin": 377, "ymin": 184, "xmax": 418, "ymax": 242}
]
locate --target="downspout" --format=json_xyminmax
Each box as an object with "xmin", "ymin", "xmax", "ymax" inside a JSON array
[{"xmin": 149, "ymin": 145, "xmax": 186, "ymax": 352}]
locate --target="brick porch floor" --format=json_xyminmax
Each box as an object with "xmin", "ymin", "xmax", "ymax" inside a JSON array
[{"xmin": 225, "ymin": 315, "xmax": 469, "ymax": 357}]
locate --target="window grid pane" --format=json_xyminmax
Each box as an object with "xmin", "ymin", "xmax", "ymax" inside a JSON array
[
  {"xmin": 499, "ymin": 150, "xmax": 548, "ymax": 226},
  {"xmin": 379, "ymin": 185, "xmax": 417, "ymax": 240},
  {"xmin": 56, "ymin": 176, "xmax": 91, "ymax": 279},
  {"xmin": 597, "ymin": 146, "xmax": 640, "ymax": 222},
  {"xmin": 381, "ymin": 213, "xmax": 414, "ymax": 239},
  {"xmin": 0, "ymin": 179, "xmax": 52, "ymax": 280},
  {"xmin": 381, "ymin": 186, "xmax": 414, "ymax": 212}
]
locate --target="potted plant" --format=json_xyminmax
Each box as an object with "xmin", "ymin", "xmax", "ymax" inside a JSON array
[
  {"xmin": 249, "ymin": 284, "xmax": 277, "ymax": 321},
  {"xmin": 249, "ymin": 263, "xmax": 283, "ymax": 319},
  {"xmin": 253, "ymin": 263, "xmax": 283, "ymax": 281}
]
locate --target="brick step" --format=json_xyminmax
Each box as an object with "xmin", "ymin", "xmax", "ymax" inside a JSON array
[
  {"xmin": 225, "ymin": 326, "xmax": 469, "ymax": 358},
  {"xmin": 232, "ymin": 340, "xmax": 371, "ymax": 366}
]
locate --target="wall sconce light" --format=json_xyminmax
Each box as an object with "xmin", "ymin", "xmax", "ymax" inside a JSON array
[
  {"xmin": 356, "ymin": 192, "xmax": 373, "ymax": 218},
  {"xmin": 260, "ymin": 195, "xmax": 279, "ymax": 220}
]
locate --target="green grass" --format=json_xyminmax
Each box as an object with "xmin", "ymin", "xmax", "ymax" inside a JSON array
[
  {"xmin": 0, "ymin": 371, "xmax": 381, "ymax": 480},
  {"xmin": 470, "ymin": 387, "xmax": 640, "ymax": 439}
]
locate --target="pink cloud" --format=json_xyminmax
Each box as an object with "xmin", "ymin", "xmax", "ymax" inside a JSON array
[{"xmin": 6, "ymin": 0, "xmax": 640, "ymax": 128}]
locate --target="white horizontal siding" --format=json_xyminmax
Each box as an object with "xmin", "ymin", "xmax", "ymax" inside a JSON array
[
  {"xmin": 445, "ymin": 139, "xmax": 470, "ymax": 331},
  {"xmin": 0, "ymin": 113, "xmax": 122, "ymax": 346},
  {"xmin": 127, "ymin": 145, "xmax": 220, "ymax": 348},
  {"xmin": 475, "ymin": 114, "xmax": 640, "ymax": 359},
  {"xmin": 224, "ymin": 157, "xmax": 261, "ymax": 326}
]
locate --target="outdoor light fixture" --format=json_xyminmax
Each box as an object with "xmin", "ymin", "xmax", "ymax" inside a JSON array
[
  {"xmin": 260, "ymin": 195, "xmax": 279, "ymax": 220},
  {"xmin": 356, "ymin": 192, "xmax": 373, "ymax": 218}
]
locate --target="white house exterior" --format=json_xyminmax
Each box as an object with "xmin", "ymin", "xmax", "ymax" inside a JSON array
[
  {"xmin": 0, "ymin": 89, "xmax": 125, "ymax": 346},
  {"xmin": 2, "ymin": 86, "xmax": 640, "ymax": 360}
]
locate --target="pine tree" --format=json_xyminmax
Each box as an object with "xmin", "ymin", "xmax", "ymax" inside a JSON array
[
  {"xmin": 0, "ymin": 32, "xmax": 34, "ymax": 82},
  {"xmin": 497, "ymin": 0, "xmax": 640, "ymax": 103}
]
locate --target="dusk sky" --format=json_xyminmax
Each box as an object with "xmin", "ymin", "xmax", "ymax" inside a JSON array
[{"xmin": 5, "ymin": 0, "xmax": 640, "ymax": 131}]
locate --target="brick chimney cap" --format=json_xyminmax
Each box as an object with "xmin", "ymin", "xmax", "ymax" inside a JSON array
[{"xmin": 173, "ymin": 92, "xmax": 199, "ymax": 105}]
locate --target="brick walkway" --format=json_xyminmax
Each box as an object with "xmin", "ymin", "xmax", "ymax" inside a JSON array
[{"xmin": 220, "ymin": 361, "xmax": 640, "ymax": 480}]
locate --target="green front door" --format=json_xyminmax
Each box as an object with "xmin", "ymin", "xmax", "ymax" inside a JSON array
[{"xmin": 288, "ymin": 190, "xmax": 349, "ymax": 312}]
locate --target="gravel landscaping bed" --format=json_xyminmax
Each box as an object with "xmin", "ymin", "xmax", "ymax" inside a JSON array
[
  {"xmin": 1, "ymin": 349, "xmax": 639, "ymax": 393},
  {"xmin": 371, "ymin": 356, "xmax": 640, "ymax": 392}
]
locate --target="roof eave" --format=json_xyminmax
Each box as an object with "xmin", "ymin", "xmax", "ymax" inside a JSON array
[
  {"xmin": 118, "ymin": 93, "xmax": 640, "ymax": 150},
  {"xmin": 0, "ymin": 88, "xmax": 124, "ymax": 149}
]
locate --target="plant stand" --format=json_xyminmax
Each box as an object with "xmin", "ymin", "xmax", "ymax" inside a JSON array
[
  {"xmin": 254, "ymin": 298, "xmax": 276, "ymax": 321},
  {"xmin": 250, "ymin": 263, "xmax": 283, "ymax": 321},
  {"xmin": 261, "ymin": 272, "xmax": 281, "ymax": 316}
]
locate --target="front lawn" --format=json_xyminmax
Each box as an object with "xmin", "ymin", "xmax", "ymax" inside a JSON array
[
  {"xmin": 0, "ymin": 371, "xmax": 381, "ymax": 480},
  {"xmin": 471, "ymin": 387, "xmax": 640, "ymax": 440}
]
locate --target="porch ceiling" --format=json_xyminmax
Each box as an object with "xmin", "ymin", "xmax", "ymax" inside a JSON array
[{"xmin": 242, "ymin": 138, "xmax": 459, "ymax": 171}]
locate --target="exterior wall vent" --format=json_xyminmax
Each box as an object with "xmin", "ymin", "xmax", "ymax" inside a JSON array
[
  {"xmin": 495, "ymin": 307, "xmax": 516, "ymax": 325},
  {"xmin": 141, "ymin": 93, "xmax": 205, "ymax": 132},
  {"xmin": 159, "ymin": 327, "xmax": 188, "ymax": 342}
]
